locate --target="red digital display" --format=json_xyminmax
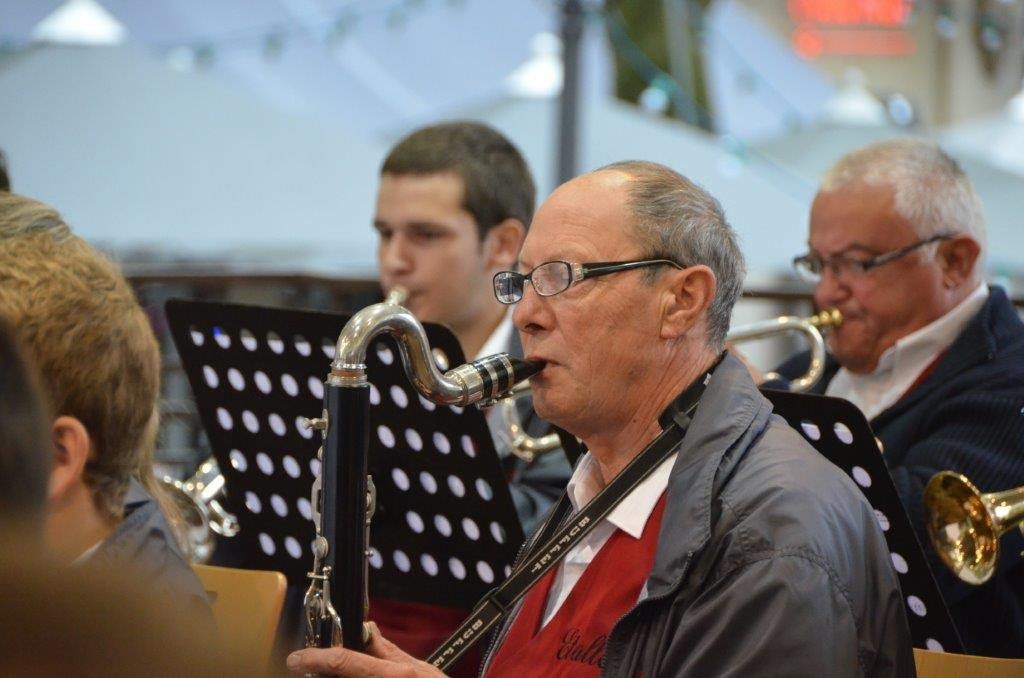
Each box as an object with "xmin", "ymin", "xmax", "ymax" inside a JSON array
[
  {"xmin": 787, "ymin": 0, "xmax": 913, "ymax": 26},
  {"xmin": 788, "ymin": 0, "xmax": 915, "ymax": 58}
]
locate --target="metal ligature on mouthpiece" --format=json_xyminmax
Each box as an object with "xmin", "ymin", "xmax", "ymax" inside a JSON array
[{"xmin": 302, "ymin": 287, "xmax": 542, "ymax": 652}]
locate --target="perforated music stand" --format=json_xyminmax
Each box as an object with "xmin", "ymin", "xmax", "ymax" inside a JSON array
[
  {"xmin": 762, "ymin": 389, "xmax": 964, "ymax": 654},
  {"xmin": 166, "ymin": 299, "xmax": 525, "ymax": 610}
]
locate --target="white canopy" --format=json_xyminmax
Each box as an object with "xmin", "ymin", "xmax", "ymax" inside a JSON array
[
  {"xmin": 438, "ymin": 95, "xmax": 813, "ymax": 280},
  {"xmin": 0, "ymin": 44, "xmax": 388, "ymax": 274},
  {"xmin": 2, "ymin": 42, "xmax": 818, "ymax": 279}
]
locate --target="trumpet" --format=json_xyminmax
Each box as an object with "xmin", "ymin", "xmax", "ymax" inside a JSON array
[
  {"xmin": 497, "ymin": 308, "xmax": 844, "ymax": 461},
  {"xmin": 496, "ymin": 381, "xmax": 561, "ymax": 462},
  {"xmin": 161, "ymin": 456, "xmax": 239, "ymax": 563},
  {"xmin": 923, "ymin": 471, "xmax": 1024, "ymax": 585},
  {"xmin": 729, "ymin": 308, "xmax": 842, "ymax": 392}
]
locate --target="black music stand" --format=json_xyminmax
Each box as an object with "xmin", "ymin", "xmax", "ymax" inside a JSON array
[
  {"xmin": 166, "ymin": 299, "xmax": 525, "ymax": 610},
  {"xmin": 762, "ymin": 389, "xmax": 964, "ymax": 653}
]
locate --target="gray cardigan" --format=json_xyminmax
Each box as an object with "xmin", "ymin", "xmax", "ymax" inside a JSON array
[{"xmin": 486, "ymin": 355, "xmax": 914, "ymax": 677}]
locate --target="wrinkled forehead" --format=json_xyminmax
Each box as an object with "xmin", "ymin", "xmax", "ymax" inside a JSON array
[{"xmin": 521, "ymin": 175, "xmax": 635, "ymax": 266}]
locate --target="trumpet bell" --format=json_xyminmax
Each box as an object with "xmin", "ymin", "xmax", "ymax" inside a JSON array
[
  {"xmin": 924, "ymin": 471, "xmax": 999, "ymax": 585},
  {"xmin": 164, "ymin": 477, "xmax": 217, "ymax": 564},
  {"xmin": 923, "ymin": 471, "xmax": 1024, "ymax": 585},
  {"xmin": 494, "ymin": 308, "xmax": 844, "ymax": 459}
]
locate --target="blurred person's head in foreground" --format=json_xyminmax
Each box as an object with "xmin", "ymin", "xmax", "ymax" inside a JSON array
[
  {"xmin": 0, "ymin": 315, "xmax": 50, "ymax": 537},
  {"xmin": 0, "ymin": 546, "xmax": 249, "ymax": 678},
  {"xmin": 0, "ymin": 191, "xmax": 163, "ymax": 561}
]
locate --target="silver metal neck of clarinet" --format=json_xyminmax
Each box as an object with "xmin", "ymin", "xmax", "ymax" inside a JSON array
[{"xmin": 330, "ymin": 286, "xmax": 539, "ymax": 404}]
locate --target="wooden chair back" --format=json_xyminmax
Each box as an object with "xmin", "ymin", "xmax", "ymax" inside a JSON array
[
  {"xmin": 193, "ymin": 564, "xmax": 287, "ymax": 676},
  {"xmin": 914, "ymin": 648, "xmax": 1024, "ymax": 677}
]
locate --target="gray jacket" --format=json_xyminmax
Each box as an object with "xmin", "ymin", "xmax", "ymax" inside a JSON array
[
  {"xmin": 488, "ymin": 355, "xmax": 914, "ymax": 677},
  {"xmin": 88, "ymin": 480, "xmax": 216, "ymax": 629}
]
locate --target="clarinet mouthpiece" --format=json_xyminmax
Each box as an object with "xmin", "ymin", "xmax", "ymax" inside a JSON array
[{"xmin": 444, "ymin": 354, "xmax": 543, "ymax": 406}]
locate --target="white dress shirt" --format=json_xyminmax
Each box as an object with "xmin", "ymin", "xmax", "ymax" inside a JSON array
[
  {"xmin": 540, "ymin": 449, "xmax": 677, "ymax": 627},
  {"xmin": 72, "ymin": 539, "xmax": 104, "ymax": 565},
  {"xmin": 826, "ymin": 283, "xmax": 988, "ymax": 421}
]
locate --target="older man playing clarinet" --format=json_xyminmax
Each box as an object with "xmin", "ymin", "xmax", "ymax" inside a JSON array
[{"xmin": 288, "ymin": 161, "xmax": 913, "ymax": 677}]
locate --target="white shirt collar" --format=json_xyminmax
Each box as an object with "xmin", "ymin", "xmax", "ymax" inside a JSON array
[
  {"xmin": 71, "ymin": 539, "xmax": 104, "ymax": 565},
  {"xmin": 826, "ymin": 283, "xmax": 988, "ymax": 420},
  {"xmin": 566, "ymin": 450, "xmax": 676, "ymax": 539},
  {"xmin": 474, "ymin": 307, "xmax": 515, "ymax": 360}
]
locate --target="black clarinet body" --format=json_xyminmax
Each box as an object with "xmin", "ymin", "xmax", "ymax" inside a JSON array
[
  {"xmin": 302, "ymin": 287, "xmax": 541, "ymax": 656},
  {"xmin": 322, "ymin": 384, "xmax": 370, "ymax": 650}
]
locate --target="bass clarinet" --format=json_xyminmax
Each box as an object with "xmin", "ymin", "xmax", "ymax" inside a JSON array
[{"xmin": 302, "ymin": 287, "xmax": 541, "ymax": 652}]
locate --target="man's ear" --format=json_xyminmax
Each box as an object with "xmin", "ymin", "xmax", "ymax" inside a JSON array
[
  {"xmin": 937, "ymin": 235, "xmax": 981, "ymax": 288},
  {"xmin": 49, "ymin": 416, "xmax": 91, "ymax": 502},
  {"xmin": 482, "ymin": 218, "xmax": 526, "ymax": 271},
  {"xmin": 661, "ymin": 265, "xmax": 717, "ymax": 340}
]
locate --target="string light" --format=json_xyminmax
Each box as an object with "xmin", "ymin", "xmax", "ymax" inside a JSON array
[
  {"xmin": 386, "ymin": 7, "xmax": 409, "ymax": 32},
  {"xmin": 147, "ymin": 0, "xmax": 466, "ymax": 69},
  {"xmin": 935, "ymin": 2, "xmax": 957, "ymax": 40},
  {"xmin": 263, "ymin": 29, "xmax": 286, "ymax": 62},
  {"xmin": 326, "ymin": 12, "xmax": 359, "ymax": 47},
  {"xmin": 194, "ymin": 44, "xmax": 216, "ymax": 70}
]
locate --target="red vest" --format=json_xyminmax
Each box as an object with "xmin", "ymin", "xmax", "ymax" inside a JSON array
[
  {"xmin": 369, "ymin": 597, "xmax": 480, "ymax": 678},
  {"xmin": 487, "ymin": 494, "xmax": 668, "ymax": 677}
]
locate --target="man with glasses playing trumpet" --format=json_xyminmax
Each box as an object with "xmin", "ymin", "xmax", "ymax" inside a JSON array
[
  {"xmin": 768, "ymin": 139, "xmax": 1024, "ymax": 658},
  {"xmin": 288, "ymin": 161, "xmax": 912, "ymax": 676}
]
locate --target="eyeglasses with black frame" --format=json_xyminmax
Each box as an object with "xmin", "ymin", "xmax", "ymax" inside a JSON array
[
  {"xmin": 792, "ymin": 234, "xmax": 953, "ymax": 283},
  {"xmin": 493, "ymin": 259, "xmax": 684, "ymax": 305}
]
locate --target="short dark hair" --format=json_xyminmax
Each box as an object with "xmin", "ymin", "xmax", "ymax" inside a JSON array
[{"xmin": 381, "ymin": 121, "xmax": 535, "ymax": 239}]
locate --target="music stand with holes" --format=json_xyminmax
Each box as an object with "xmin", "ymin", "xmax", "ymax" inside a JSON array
[
  {"xmin": 762, "ymin": 389, "xmax": 964, "ymax": 654},
  {"xmin": 165, "ymin": 299, "xmax": 525, "ymax": 613}
]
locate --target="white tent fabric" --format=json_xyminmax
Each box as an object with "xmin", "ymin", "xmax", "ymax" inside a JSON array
[
  {"xmin": 1, "ymin": 42, "xmax": 816, "ymax": 279},
  {"xmin": 0, "ymin": 44, "xmax": 388, "ymax": 274},
  {"xmin": 437, "ymin": 95, "xmax": 814, "ymax": 279},
  {"xmin": 940, "ymin": 109, "xmax": 1024, "ymax": 180},
  {"xmin": 2, "ymin": 0, "xmax": 557, "ymax": 136},
  {"xmin": 703, "ymin": 0, "xmax": 835, "ymax": 141},
  {"xmin": 19, "ymin": 45, "xmax": 1019, "ymax": 282}
]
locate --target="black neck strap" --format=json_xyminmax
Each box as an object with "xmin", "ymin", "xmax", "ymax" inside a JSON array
[{"xmin": 426, "ymin": 358, "xmax": 720, "ymax": 672}]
